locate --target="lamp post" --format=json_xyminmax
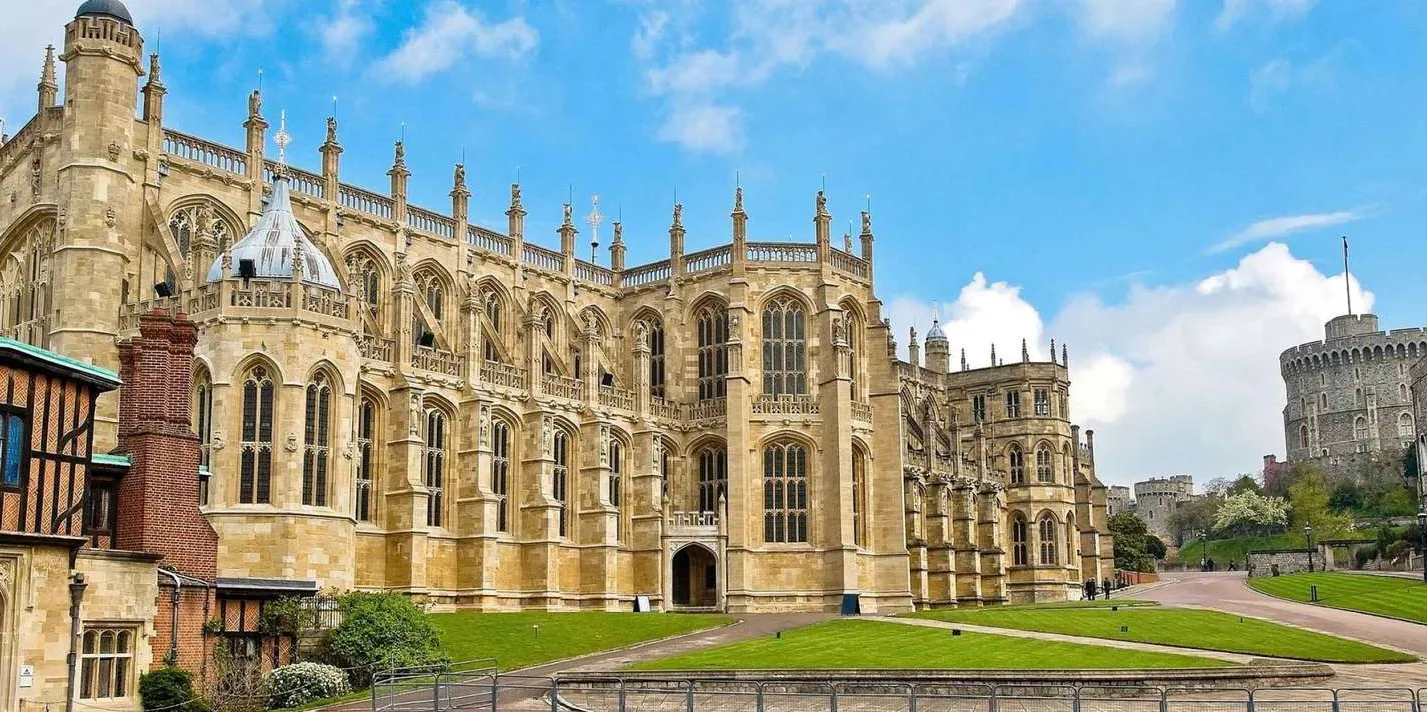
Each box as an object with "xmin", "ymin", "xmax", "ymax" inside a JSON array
[
  {"xmin": 1304, "ymin": 524, "xmax": 1315, "ymax": 574},
  {"xmin": 1417, "ymin": 509, "xmax": 1425, "ymax": 584},
  {"xmin": 65, "ymin": 573, "xmax": 88, "ymax": 712}
]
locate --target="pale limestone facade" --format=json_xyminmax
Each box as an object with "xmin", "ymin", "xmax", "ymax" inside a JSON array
[{"xmin": 0, "ymin": 2, "xmax": 1114, "ymax": 613}]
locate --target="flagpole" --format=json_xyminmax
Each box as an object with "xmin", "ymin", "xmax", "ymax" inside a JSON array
[{"xmin": 1343, "ymin": 235, "xmax": 1352, "ymax": 316}]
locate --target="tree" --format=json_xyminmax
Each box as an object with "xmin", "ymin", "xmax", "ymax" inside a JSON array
[
  {"xmin": 1329, "ymin": 482, "xmax": 1363, "ymax": 512},
  {"xmin": 1288, "ymin": 470, "xmax": 1352, "ymax": 539},
  {"xmin": 1146, "ymin": 535, "xmax": 1167, "ymax": 561},
  {"xmin": 1168, "ymin": 494, "xmax": 1221, "ymax": 544},
  {"xmin": 1107, "ymin": 512, "xmax": 1155, "ymax": 573},
  {"xmin": 1228, "ymin": 475, "xmax": 1261, "ymax": 496},
  {"xmin": 1212, "ymin": 490, "xmax": 1288, "ymax": 536}
]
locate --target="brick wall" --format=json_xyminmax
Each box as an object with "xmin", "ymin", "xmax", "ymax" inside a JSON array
[
  {"xmin": 153, "ymin": 584, "xmax": 215, "ymax": 676},
  {"xmin": 115, "ymin": 309, "xmax": 218, "ymax": 580}
]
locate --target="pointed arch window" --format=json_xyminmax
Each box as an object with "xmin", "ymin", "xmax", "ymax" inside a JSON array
[
  {"xmin": 168, "ymin": 204, "xmax": 231, "ymax": 260},
  {"xmin": 844, "ymin": 313, "xmax": 861, "ymax": 401},
  {"xmin": 193, "ymin": 367, "xmax": 214, "ymax": 505},
  {"xmin": 1353, "ymin": 416, "xmax": 1369, "ymax": 442},
  {"xmin": 554, "ymin": 430, "xmax": 570, "ymax": 538},
  {"xmin": 1035, "ymin": 444, "xmax": 1053, "ymax": 483},
  {"xmin": 492, "ymin": 419, "xmax": 511, "ymax": 532},
  {"xmin": 852, "ymin": 448, "xmax": 868, "ymax": 548},
  {"xmin": 358, "ymin": 258, "xmax": 381, "ymax": 320},
  {"xmin": 762, "ymin": 297, "xmax": 807, "ymax": 396},
  {"xmin": 698, "ymin": 445, "xmax": 727, "ymax": 513},
  {"xmin": 1011, "ymin": 515, "xmax": 1028, "ymax": 566},
  {"xmin": 1008, "ymin": 444, "xmax": 1025, "ymax": 485},
  {"xmin": 609, "ymin": 439, "xmax": 623, "ymax": 540},
  {"xmin": 484, "ymin": 291, "xmax": 504, "ymax": 363},
  {"xmin": 239, "ymin": 365, "xmax": 275, "ymax": 504},
  {"xmin": 302, "ymin": 372, "xmax": 333, "ymax": 507},
  {"xmin": 763, "ymin": 441, "xmax": 809, "ymax": 543},
  {"xmin": 424, "ymin": 409, "xmax": 446, "ymax": 527},
  {"xmin": 356, "ymin": 396, "xmax": 377, "ymax": 522},
  {"xmin": 1038, "ymin": 513, "xmax": 1058, "ymax": 566},
  {"xmin": 420, "ymin": 274, "xmax": 445, "ymax": 320},
  {"xmin": 0, "ymin": 217, "xmax": 55, "ymax": 346},
  {"xmin": 697, "ymin": 305, "xmax": 728, "ymax": 401},
  {"xmin": 1066, "ymin": 515, "xmax": 1077, "ymax": 565},
  {"xmin": 647, "ymin": 319, "xmax": 666, "ymax": 399},
  {"xmin": 542, "ymin": 306, "xmax": 555, "ymax": 341},
  {"xmin": 1299, "ymin": 424, "xmax": 1310, "ymax": 450},
  {"xmin": 1398, "ymin": 412, "xmax": 1414, "ymax": 441}
]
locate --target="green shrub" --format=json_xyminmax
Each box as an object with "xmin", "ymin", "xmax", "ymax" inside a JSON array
[
  {"xmin": 328, "ymin": 592, "xmax": 446, "ymax": 687},
  {"xmin": 139, "ymin": 665, "xmax": 206, "ymax": 711},
  {"xmin": 266, "ymin": 662, "xmax": 350, "ymax": 709}
]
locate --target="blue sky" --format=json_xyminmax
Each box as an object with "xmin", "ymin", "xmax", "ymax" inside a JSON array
[{"xmin": 4, "ymin": 0, "xmax": 1427, "ymax": 486}]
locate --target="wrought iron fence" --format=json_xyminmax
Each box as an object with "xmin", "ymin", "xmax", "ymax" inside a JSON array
[{"xmin": 372, "ymin": 672, "xmax": 1427, "ymax": 712}]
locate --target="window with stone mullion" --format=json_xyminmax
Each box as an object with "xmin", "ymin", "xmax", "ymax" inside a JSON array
[
  {"xmin": 356, "ymin": 398, "xmax": 375, "ymax": 521},
  {"xmin": 240, "ymin": 367, "xmax": 274, "ymax": 504},
  {"xmin": 424, "ymin": 410, "xmax": 446, "ymax": 527},
  {"xmin": 609, "ymin": 440, "xmax": 623, "ymax": 540},
  {"xmin": 302, "ymin": 375, "xmax": 332, "ymax": 506},
  {"xmin": 554, "ymin": 432, "xmax": 569, "ymax": 537},
  {"xmin": 698, "ymin": 446, "xmax": 727, "ymax": 512},
  {"xmin": 697, "ymin": 307, "xmax": 728, "ymax": 402},
  {"xmin": 763, "ymin": 442, "xmax": 808, "ymax": 543},
  {"xmin": 1012, "ymin": 517, "xmax": 1028, "ymax": 566},
  {"xmin": 762, "ymin": 301, "xmax": 807, "ymax": 397},
  {"xmin": 1035, "ymin": 445, "xmax": 1053, "ymax": 483},
  {"xmin": 492, "ymin": 420, "xmax": 510, "ymax": 532},
  {"xmin": 1039, "ymin": 515, "xmax": 1058, "ymax": 566}
]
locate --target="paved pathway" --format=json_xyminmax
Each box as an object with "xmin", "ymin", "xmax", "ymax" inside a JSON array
[{"xmin": 1140, "ymin": 571, "xmax": 1427, "ymax": 687}]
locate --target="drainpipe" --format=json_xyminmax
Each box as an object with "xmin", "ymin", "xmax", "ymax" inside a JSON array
[
  {"xmin": 159, "ymin": 568, "xmax": 182, "ymax": 665},
  {"xmin": 66, "ymin": 573, "xmax": 89, "ymax": 712}
]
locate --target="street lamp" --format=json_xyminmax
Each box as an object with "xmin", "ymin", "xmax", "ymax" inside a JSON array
[
  {"xmin": 1417, "ymin": 510, "xmax": 1425, "ymax": 584},
  {"xmin": 1304, "ymin": 524, "xmax": 1315, "ymax": 574},
  {"xmin": 65, "ymin": 573, "xmax": 88, "ymax": 712}
]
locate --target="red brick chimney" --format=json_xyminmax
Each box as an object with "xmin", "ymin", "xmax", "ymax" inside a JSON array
[{"xmin": 115, "ymin": 309, "xmax": 217, "ymax": 580}]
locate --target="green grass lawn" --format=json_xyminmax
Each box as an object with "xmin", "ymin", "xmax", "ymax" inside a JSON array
[
  {"xmin": 430, "ymin": 611, "xmax": 733, "ymax": 671},
  {"xmin": 904, "ymin": 605, "xmax": 1414, "ymax": 663},
  {"xmin": 631, "ymin": 619, "xmax": 1230, "ymax": 671},
  {"xmin": 1248, "ymin": 572, "xmax": 1427, "ymax": 625}
]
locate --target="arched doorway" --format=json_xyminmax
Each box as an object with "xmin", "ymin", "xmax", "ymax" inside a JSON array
[{"xmin": 671, "ymin": 544, "xmax": 717, "ymax": 609}]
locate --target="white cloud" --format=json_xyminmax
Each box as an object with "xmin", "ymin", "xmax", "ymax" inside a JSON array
[
  {"xmin": 1074, "ymin": 0, "xmax": 1177, "ymax": 42},
  {"xmin": 888, "ymin": 242, "xmax": 1369, "ymax": 486},
  {"xmin": 1248, "ymin": 57, "xmax": 1292, "ymax": 111},
  {"xmin": 1108, "ymin": 62, "xmax": 1154, "ymax": 86},
  {"xmin": 634, "ymin": 0, "xmax": 1029, "ymax": 152},
  {"xmin": 1210, "ymin": 210, "xmax": 1359, "ymax": 253},
  {"xmin": 656, "ymin": 101, "xmax": 744, "ymax": 155},
  {"xmin": 317, "ymin": 0, "xmax": 374, "ymax": 63},
  {"xmin": 373, "ymin": 0, "xmax": 537, "ymax": 84},
  {"xmin": 1216, "ymin": 0, "xmax": 1317, "ymax": 31}
]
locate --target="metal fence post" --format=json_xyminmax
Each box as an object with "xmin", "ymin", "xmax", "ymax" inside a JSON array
[
  {"xmin": 988, "ymin": 686, "xmax": 998, "ymax": 712},
  {"xmin": 1331, "ymin": 689, "xmax": 1340, "ymax": 712},
  {"xmin": 433, "ymin": 672, "xmax": 443, "ymax": 712},
  {"xmin": 550, "ymin": 678, "xmax": 559, "ymax": 712},
  {"xmin": 491, "ymin": 674, "xmax": 499, "ymax": 712},
  {"xmin": 686, "ymin": 681, "xmax": 695, "ymax": 712},
  {"xmin": 618, "ymin": 679, "xmax": 628, "ymax": 712},
  {"xmin": 1072, "ymin": 687, "xmax": 1081, "ymax": 712},
  {"xmin": 1247, "ymin": 688, "xmax": 1255, "ymax": 712},
  {"xmin": 830, "ymin": 684, "xmax": 838, "ymax": 712},
  {"xmin": 1158, "ymin": 688, "xmax": 1168, "ymax": 712},
  {"xmin": 756, "ymin": 682, "xmax": 765, "ymax": 712},
  {"xmin": 908, "ymin": 684, "xmax": 917, "ymax": 712}
]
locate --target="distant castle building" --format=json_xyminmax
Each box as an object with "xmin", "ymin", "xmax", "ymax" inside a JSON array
[
  {"xmin": 1106, "ymin": 486, "xmax": 1132, "ymax": 517},
  {"xmin": 1132, "ymin": 475, "xmax": 1195, "ymax": 539},
  {"xmin": 1280, "ymin": 314, "xmax": 1422, "ymax": 473}
]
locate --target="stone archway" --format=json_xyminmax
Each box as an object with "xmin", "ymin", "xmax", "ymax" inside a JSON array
[{"xmin": 670, "ymin": 544, "xmax": 717, "ymax": 609}]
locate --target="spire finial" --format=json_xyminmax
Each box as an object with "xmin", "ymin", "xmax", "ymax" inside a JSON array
[
  {"xmin": 1062, "ymin": 343, "xmax": 1068, "ymax": 368},
  {"xmin": 274, "ymin": 109, "xmax": 291, "ymax": 168},
  {"xmin": 1050, "ymin": 338, "xmax": 1057, "ymax": 364},
  {"xmin": 961, "ymin": 348, "xmax": 968, "ymax": 371},
  {"xmin": 586, "ymin": 194, "xmax": 603, "ymax": 262},
  {"xmin": 990, "ymin": 343, "xmax": 997, "ymax": 365},
  {"xmin": 1021, "ymin": 338, "xmax": 1029, "ymax": 362}
]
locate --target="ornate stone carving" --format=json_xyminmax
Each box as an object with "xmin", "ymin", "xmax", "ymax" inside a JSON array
[
  {"xmin": 284, "ymin": 433, "xmax": 299, "ymax": 453},
  {"xmin": 107, "ymin": 142, "xmax": 121, "ymax": 161},
  {"xmin": 104, "ymin": 208, "xmax": 117, "ymax": 229},
  {"xmin": 211, "ymin": 431, "xmax": 225, "ymax": 451},
  {"xmin": 598, "ymin": 424, "xmax": 610, "ymax": 466},
  {"xmin": 541, "ymin": 416, "xmax": 554, "ymax": 457},
  {"xmin": 409, "ymin": 393, "xmax": 422, "ymax": 436},
  {"xmin": 478, "ymin": 404, "xmax": 491, "ymax": 448}
]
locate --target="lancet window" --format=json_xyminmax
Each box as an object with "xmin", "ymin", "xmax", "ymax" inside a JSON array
[
  {"xmin": 356, "ymin": 397, "xmax": 377, "ymax": 522},
  {"xmin": 698, "ymin": 445, "xmax": 727, "ymax": 512},
  {"xmin": 697, "ymin": 305, "xmax": 728, "ymax": 401},
  {"xmin": 239, "ymin": 365, "xmax": 275, "ymax": 504},
  {"xmin": 424, "ymin": 409, "xmax": 446, "ymax": 527},
  {"xmin": 302, "ymin": 372, "xmax": 333, "ymax": 507}
]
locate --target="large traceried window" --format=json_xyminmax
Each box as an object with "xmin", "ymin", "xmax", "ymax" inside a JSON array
[
  {"xmin": 697, "ymin": 305, "xmax": 728, "ymax": 402},
  {"xmin": 420, "ymin": 273, "xmax": 445, "ymax": 320},
  {"xmin": 193, "ymin": 367, "xmax": 213, "ymax": 505},
  {"xmin": 609, "ymin": 439, "xmax": 623, "ymax": 540},
  {"xmin": 698, "ymin": 445, "xmax": 727, "ymax": 512},
  {"xmin": 0, "ymin": 216, "xmax": 55, "ymax": 347},
  {"xmin": 762, "ymin": 297, "xmax": 807, "ymax": 396},
  {"xmin": 424, "ymin": 409, "xmax": 446, "ymax": 527},
  {"xmin": 352, "ymin": 256, "xmax": 381, "ymax": 322},
  {"xmin": 302, "ymin": 372, "xmax": 333, "ymax": 506},
  {"xmin": 79, "ymin": 628, "xmax": 134, "ymax": 700},
  {"xmin": 554, "ymin": 430, "xmax": 570, "ymax": 537},
  {"xmin": 1038, "ymin": 513, "xmax": 1059, "ymax": 566},
  {"xmin": 763, "ymin": 441, "xmax": 809, "ymax": 543},
  {"xmin": 1011, "ymin": 515, "xmax": 1028, "ymax": 566},
  {"xmin": 1035, "ymin": 444, "xmax": 1053, "ymax": 483},
  {"xmin": 356, "ymin": 396, "xmax": 376, "ymax": 522},
  {"xmin": 239, "ymin": 365, "xmax": 275, "ymax": 504},
  {"xmin": 168, "ymin": 204, "xmax": 231, "ymax": 260},
  {"xmin": 1008, "ymin": 444, "xmax": 1025, "ymax": 485},
  {"xmin": 492, "ymin": 419, "xmax": 511, "ymax": 532},
  {"xmin": 647, "ymin": 319, "xmax": 666, "ymax": 399}
]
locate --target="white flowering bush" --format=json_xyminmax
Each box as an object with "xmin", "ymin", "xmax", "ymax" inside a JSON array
[{"xmin": 266, "ymin": 662, "xmax": 350, "ymax": 709}]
